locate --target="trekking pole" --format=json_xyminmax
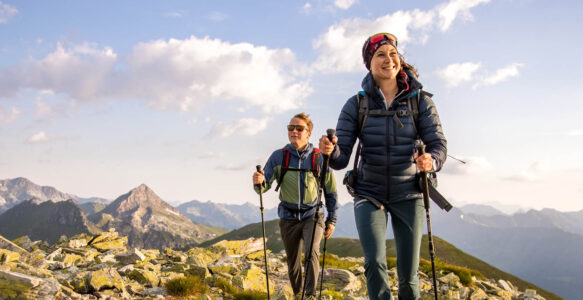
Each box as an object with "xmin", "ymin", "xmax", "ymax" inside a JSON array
[
  {"xmin": 301, "ymin": 129, "xmax": 335, "ymax": 300},
  {"xmin": 255, "ymin": 165, "xmax": 270, "ymax": 300},
  {"xmin": 415, "ymin": 142, "xmax": 439, "ymax": 300},
  {"xmin": 318, "ymin": 232, "xmax": 328, "ymax": 298}
]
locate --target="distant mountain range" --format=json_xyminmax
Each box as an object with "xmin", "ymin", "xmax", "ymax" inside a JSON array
[
  {"xmin": 0, "ymin": 177, "xmax": 109, "ymax": 213},
  {"xmin": 176, "ymin": 199, "xmax": 278, "ymax": 229},
  {"xmin": 0, "ymin": 177, "xmax": 223, "ymax": 250}
]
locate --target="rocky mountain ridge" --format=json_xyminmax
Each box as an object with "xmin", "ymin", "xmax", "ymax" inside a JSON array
[
  {"xmin": 0, "ymin": 177, "xmax": 109, "ymax": 214},
  {"xmin": 88, "ymin": 184, "xmax": 216, "ymax": 250},
  {"xmin": 0, "ymin": 199, "xmax": 94, "ymax": 244}
]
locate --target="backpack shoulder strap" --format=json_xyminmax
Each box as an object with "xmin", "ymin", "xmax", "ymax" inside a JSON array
[
  {"xmin": 352, "ymin": 91, "xmax": 369, "ymax": 177},
  {"xmin": 311, "ymin": 148, "xmax": 320, "ymax": 181},
  {"xmin": 275, "ymin": 147, "xmax": 290, "ymax": 191},
  {"xmin": 356, "ymin": 91, "xmax": 369, "ymax": 136}
]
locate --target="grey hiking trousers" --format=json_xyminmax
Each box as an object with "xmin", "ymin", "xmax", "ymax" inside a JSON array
[
  {"xmin": 279, "ymin": 212, "xmax": 325, "ymax": 296},
  {"xmin": 355, "ymin": 198, "xmax": 425, "ymax": 300}
]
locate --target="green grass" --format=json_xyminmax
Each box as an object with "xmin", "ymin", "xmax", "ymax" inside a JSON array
[{"xmin": 164, "ymin": 275, "xmax": 207, "ymax": 297}]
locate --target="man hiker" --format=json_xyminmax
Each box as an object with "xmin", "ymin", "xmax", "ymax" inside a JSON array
[{"xmin": 253, "ymin": 112, "xmax": 339, "ymax": 299}]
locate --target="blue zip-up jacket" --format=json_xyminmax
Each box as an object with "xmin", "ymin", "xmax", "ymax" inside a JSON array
[
  {"xmin": 254, "ymin": 143, "xmax": 338, "ymax": 224},
  {"xmin": 329, "ymin": 70, "xmax": 447, "ymax": 205}
]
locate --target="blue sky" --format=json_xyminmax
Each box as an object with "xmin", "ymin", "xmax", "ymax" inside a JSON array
[{"xmin": 1, "ymin": 0, "xmax": 582, "ymax": 212}]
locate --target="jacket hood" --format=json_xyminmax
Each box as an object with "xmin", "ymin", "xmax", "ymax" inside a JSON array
[
  {"xmin": 361, "ymin": 68, "xmax": 423, "ymax": 102},
  {"xmin": 284, "ymin": 143, "xmax": 315, "ymax": 160}
]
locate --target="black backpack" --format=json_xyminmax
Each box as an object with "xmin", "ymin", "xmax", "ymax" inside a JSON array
[
  {"xmin": 344, "ymin": 89, "xmax": 432, "ymax": 196},
  {"xmin": 275, "ymin": 147, "xmax": 320, "ymax": 192}
]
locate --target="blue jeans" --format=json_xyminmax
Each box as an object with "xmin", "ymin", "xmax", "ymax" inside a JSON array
[{"xmin": 354, "ymin": 198, "xmax": 425, "ymax": 300}]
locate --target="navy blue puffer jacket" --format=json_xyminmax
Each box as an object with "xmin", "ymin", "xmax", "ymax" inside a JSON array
[{"xmin": 329, "ymin": 70, "xmax": 447, "ymax": 205}]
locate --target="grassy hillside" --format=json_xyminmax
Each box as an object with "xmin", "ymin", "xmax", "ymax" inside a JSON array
[{"xmin": 201, "ymin": 219, "xmax": 562, "ymax": 300}]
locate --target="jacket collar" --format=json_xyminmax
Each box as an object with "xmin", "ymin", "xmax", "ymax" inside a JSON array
[
  {"xmin": 285, "ymin": 143, "xmax": 314, "ymax": 159},
  {"xmin": 361, "ymin": 68, "xmax": 423, "ymax": 103}
]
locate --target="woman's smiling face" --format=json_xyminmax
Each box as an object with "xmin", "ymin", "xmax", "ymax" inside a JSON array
[{"xmin": 370, "ymin": 44, "xmax": 401, "ymax": 81}]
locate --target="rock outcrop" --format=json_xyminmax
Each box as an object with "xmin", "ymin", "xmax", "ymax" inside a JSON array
[{"xmin": 0, "ymin": 230, "xmax": 548, "ymax": 300}]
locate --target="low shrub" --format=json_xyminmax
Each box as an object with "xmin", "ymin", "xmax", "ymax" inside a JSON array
[
  {"xmin": 212, "ymin": 277, "xmax": 268, "ymax": 300},
  {"xmin": 164, "ymin": 275, "xmax": 207, "ymax": 297}
]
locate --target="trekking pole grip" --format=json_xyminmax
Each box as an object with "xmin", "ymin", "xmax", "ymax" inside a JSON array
[
  {"xmin": 255, "ymin": 165, "xmax": 262, "ymax": 186},
  {"xmin": 326, "ymin": 128, "xmax": 335, "ymax": 142}
]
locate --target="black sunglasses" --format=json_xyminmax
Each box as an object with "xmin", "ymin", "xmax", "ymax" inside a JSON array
[{"xmin": 287, "ymin": 125, "xmax": 307, "ymax": 132}]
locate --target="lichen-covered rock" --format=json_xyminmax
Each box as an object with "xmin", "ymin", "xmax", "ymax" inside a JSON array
[
  {"xmin": 115, "ymin": 248, "xmax": 146, "ymax": 265},
  {"xmin": 89, "ymin": 267, "xmax": 125, "ymax": 292},
  {"xmin": 187, "ymin": 246, "xmax": 222, "ymax": 266},
  {"xmin": 319, "ymin": 268, "xmax": 360, "ymax": 293},
  {"xmin": 232, "ymin": 264, "xmax": 271, "ymax": 293},
  {"xmin": 128, "ymin": 268, "xmax": 160, "ymax": 287},
  {"xmin": 0, "ymin": 248, "xmax": 20, "ymax": 264},
  {"xmin": 272, "ymin": 284, "xmax": 294, "ymax": 300},
  {"xmin": 164, "ymin": 248, "xmax": 187, "ymax": 263},
  {"xmin": 470, "ymin": 287, "xmax": 488, "ymax": 300},
  {"xmin": 211, "ymin": 238, "xmax": 265, "ymax": 256},
  {"xmin": 438, "ymin": 271, "xmax": 461, "ymax": 286}
]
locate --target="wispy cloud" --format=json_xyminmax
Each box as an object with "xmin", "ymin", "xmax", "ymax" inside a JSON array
[
  {"xmin": 437, "ymin": 62, "xmax": 523, "ymax": 89},
  {"xmin": 441, "ymin": 156, "xmax": 493, "ymax": 175},
  {"xmin": 25, "ymin": 131, "xmax": 49, "ymax": 144},
  {"xmin": 311, "ymin": 0, "xmax": 490, "ymax": 73},
  {"xmin": 312, "ymin": 10, "xmax": 434, "ymax": 73},
  {"xmin": 207, "ymin": 11, "xmax": 229, "ymax": 22},
  {"xmin": 197, "ymin": 152, "xmax": 225, "ymax": 159},
  {"xmin": 472, "ymin": 63, "xmax": 523, "ymax": 89},
  {"xmin": 0, "ymin": 105, "xmax": 21, "ymax": 123},
  {"xmin": 0, "ymin": 37, "xmax": 312, "ymax": 114},
  {"xmin": 334, "ymin": 0, "xmax": 358, "ymax": 10},
  {"xmin": 0, "ymin": 1, "xmax": 18, "ymax": 24},
  {"xmin": 164, "ymin": 11, "xmax": 187, "ymax": 18},
  {"xmin": 436, "ymin": 0, "xmax": 491, "ymax": 31},
  {"xmin": 207, "ymin": 117, "xmax": 271, "ymax": 139},
  {"xmin": 436, "ymin": 62, "xmax": 481, "ymax": 87},
  {"xmin": 503, "ymin": 161, "xmax": 548, "ymax": 182}
]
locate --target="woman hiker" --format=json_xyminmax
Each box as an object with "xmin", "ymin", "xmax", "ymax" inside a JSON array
[
  {"xmin": 253, "ymin": 112, "xmax": 339, "ymax": 299},
  {"xmin": 318, "ymin": 33, "xmax": 447, "ymax": 300}
]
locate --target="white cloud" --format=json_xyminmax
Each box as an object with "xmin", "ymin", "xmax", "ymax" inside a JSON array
[
  {"xmin": 502, "ymin": 161, "xmax": 548, "ymax": 182},
  {"xmin": 0, "ymin": 37, "xmax": 312, "ymax": 114},
  {"xmin": 311, "ymin": 0, "xmax": 490, "ymax": 73},
  {"xmin": 472, "ymin": 63, "xmax": 523, "ymax": 89},
  {"xmin": 197, "ymin": 152, "xmax": 225, "ymax": 159},
  {"xmin": 207, "ymin": 117, "xmax": 271, "ymax": 138},
  {"xmin": 0, "ymin": 105, "xmax": 21, "ymax": 123},
  {"xmin": 25, "ymin": 131, "xmax": 49, "ymax": 144},
  {"xmin": 436, "ymin": 62, "xmax": 481, "ymax": 87},
  {"xmin": 312, "ymin": 10, "xmax": 435, "ymax": 73},
  {"xmin": 437, "ymin": 0, "xmax": 491, "ymax": 31},
  {"xmin": 208, "ymin": 11, "xmax": 229, "ymax": 22},
  {"xmin": 441, "ymin": 156, "xmax": 493, "ymax": 175},
  {"xmin": 0, "ymin": 42, "xmax": 117, "ymax": 100},
  {"xmin": 0, "ymin": 1, "xmax": 18, "ymax": 24},
  {"xmin": 35, "ymin": 100, "xmax": 52, "ymax": 116},
  {"xmin": 164, "ymin": 11, "xmax": 186, "ymax": 18},
  {"xmin": 334, "ymin": 0, "xmax": 358, "ymax": 10}
]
